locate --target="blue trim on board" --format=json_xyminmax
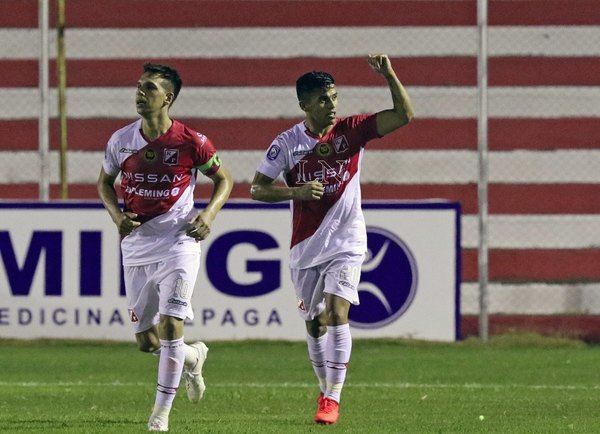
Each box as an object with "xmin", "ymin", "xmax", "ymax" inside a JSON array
[{"xmin": 0, "ymin": 199, "xmax": 460, "ymax": 211}]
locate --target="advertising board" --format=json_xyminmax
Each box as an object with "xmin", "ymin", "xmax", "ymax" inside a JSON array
[{"xmin": 0, "ymin": 201, "xmax": 460, "ymax": 341}]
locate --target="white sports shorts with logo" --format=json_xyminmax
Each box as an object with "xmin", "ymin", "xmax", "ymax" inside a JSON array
[
  {"xmin": 123, "ymin": 253, "xmax": 200, "ymax": 333},
  {"xmin": 290, "ymin": 253, "xmax": 365, "ymax": 321}
]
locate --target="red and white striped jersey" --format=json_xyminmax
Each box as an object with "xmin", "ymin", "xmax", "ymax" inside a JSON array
[
  {"xmin": 257, "ymin": 114, "xmax": 380, "ymax": 269},
  {"xmin": 103, "ymin": 118, "xmax": 221, "ymax": 265}
]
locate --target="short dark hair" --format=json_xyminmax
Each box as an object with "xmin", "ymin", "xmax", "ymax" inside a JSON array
[
  {"xmin": 143, "ymin": 63, "xmax": 183, "ymax": 105},
  {"xmin": 296, "ymin": 71, "xmax": 335, "ymax": 101}
]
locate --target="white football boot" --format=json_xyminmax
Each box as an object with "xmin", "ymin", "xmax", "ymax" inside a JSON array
[
  {"xmin": 182, "ymin": 341, "xmax": 208, "ymax": 402},
  {"xmin": 147, "ymin": 415, "xmax": 168, "ymax": 432}
]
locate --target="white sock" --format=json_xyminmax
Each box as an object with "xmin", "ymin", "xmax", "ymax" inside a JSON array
[
  {"xmin": 153, "ymin": 337, "xmax": 186, "ymax": 413},
  {"xmin": 324, "ymin": 324, "xmax": 352, "ymax": 403},
  {"xmin": 306, "ymin": 333, "xmax": 328, "ymax": 394}
]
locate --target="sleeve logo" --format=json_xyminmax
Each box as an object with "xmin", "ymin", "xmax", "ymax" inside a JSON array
[
  {"xmin": 267, "ymin": 144, "xmax": 281, "ymax": 161},
  {"xmin": 196, "ymin": 132, "xmax": 207, "ymax": 145}
]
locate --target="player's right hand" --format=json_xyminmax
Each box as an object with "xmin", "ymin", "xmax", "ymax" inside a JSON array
[
  {"xmin": 368, "ymin": 53, "xmax": 394, "ymax": 76},
  {"xmin": 116, "ymin": 212, "xmax": 141, "ymax": 235},
  {"xmin": 296, "ymin": 180, "xmax": 324, "ymax": 200}
]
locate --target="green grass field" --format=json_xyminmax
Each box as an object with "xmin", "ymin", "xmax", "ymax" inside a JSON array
[{"xmin": 1, "ymin": 334, "xmax": 599, "ymax": 433}]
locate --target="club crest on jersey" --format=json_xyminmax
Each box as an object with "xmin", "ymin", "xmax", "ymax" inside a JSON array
[
  {"xmin": 316, "ymin": 142, "xmax": 332, "ymax": 157},
  {"xmin": 163, "ymin": 149, "xmax": 179, "ymax": 165},
  {"xmin": 267, "ymin": 144, "xmax": 281, "ymax": 160},
  {"xmin": 144, "ymin": 149, "xmax": 157, "ymax": 161},
  {"xmin": 333, "ymin": 135, "xmax": 349, "ymax": 153}
]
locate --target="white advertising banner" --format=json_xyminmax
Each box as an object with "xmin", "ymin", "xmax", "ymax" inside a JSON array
[{"xmin": 0, "ymin": 201, "xmax": 460, "ymax": 342}]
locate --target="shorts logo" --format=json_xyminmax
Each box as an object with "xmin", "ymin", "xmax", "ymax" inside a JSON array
[
  {"xmin": 163, "ymin": 149, "xmax": 179, "ymax": 165},
  {"xmin": 128, "ymin": 309, "xmax": 139, "ymax": 323},
  {"xmin": 297, "ymin": 298, "xmax": 306, "ymax": 312},
  {"xmin": 349, "ymin": 226, "xmax": 418, "ymax": 329},
  {"xmin": 267, "ymin": 144, "xmax": 281, "ymax": 161},
  {"xmin": 120, "ymin": 147, "xmax": 138, "ymax": 154},
  {"xmin": 339, "ymin": 280, "xmax": 355, "ymax": 289},
  {"xmin": 168, "ymin": 297, "xmax": 188, "ymax": 307}
]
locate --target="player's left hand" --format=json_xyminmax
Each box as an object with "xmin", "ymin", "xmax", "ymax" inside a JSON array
[
  {"xmin": 186, "ymin": 212, "xmax": 212, "ymax": 240},
  {"xmin": 367, "ymin": 54, "xmax": 393, "ymax": 75}
]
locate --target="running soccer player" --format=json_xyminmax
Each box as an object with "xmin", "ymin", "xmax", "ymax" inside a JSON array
[
  {"xmin": 250, "ymin": 54, "xmax": 414, "ymax": 425},
  {"xmin": 97, "ymin": 63, "xmax": 233, "ymax": 432}
]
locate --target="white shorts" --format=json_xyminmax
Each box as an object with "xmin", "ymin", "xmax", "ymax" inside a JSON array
[
  {"xmin": 290, "ymin": 253, "xmax": 364, "ymax": 321},
  {"xmin": 123, "ymin": 253, "xmax": 200, "ymax": 333}
]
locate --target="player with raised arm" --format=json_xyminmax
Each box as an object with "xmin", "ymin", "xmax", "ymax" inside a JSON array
[
  {"xmin": 97, "ymin": 63, "xmax": 233, "ymax": 432},
  {"xmin": 251, "ymin": 54, "xmax": 413, "ymax": 425}
]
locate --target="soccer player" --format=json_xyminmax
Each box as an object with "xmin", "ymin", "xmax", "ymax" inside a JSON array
[
  {"xmin": 97, "ymin": 63, "xmax": 233, "ymax": 432},
  {"xmin": 250, "ymin": 54, "xmax": 414, "ymax": 424}
]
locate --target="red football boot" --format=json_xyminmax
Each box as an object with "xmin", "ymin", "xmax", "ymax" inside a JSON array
[{"xmin": 314, "ymin": 397, "xmax": 340, "ymax": 425}]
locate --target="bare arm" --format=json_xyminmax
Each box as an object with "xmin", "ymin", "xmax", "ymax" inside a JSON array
[
  {"xmin": 96, "ymin": 168, "xmax": 140, "ymax": 235},
  {"xmin": 250, "ymin": 171, "xmax": 324, "ymax": 203},
  {"xmin": 368, "ymin": 54, "xmax": 415, "ymax": 136},
  {"xmin": 186, "ymin": 164, "xmax": 234, "ymax": 240}
]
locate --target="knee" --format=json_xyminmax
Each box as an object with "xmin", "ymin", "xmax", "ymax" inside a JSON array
[
  {"xmin": 306, "ymin": 317, "xmax": 327, "ymax": 337},
  {"xmin": 326, "ymin": 307, "xmax": 349, "ymax": 326},
  {"xmin": 135, "ymin": 329, "xmax": 160, "ymax": 353},
  {"xmin": 307, "ymin": 323, "xmax": 327, "ymax": 337},
  {"xmin": 325, "ymin": 296, "xmax": 350, "ymax": 326}
]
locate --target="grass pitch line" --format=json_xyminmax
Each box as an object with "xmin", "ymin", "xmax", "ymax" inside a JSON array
[{"xmin": 1, "ymin": 381, "xmax": 599, "ymax": 391}]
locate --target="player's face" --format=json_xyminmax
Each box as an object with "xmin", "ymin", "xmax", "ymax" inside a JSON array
[
  {"xmin": 135, "ymin": 73, "xmax": 172, "ymax": 117},
  {"xmin": 302, "ymin": 85, "xmax": 338, "ymax": 130}
]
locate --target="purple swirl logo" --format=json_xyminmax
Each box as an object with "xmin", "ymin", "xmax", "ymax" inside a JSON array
[{"xmin": 349, "ymin": 226, "xmax": 418, "ymax": 329}]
